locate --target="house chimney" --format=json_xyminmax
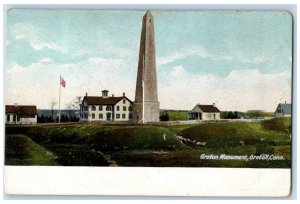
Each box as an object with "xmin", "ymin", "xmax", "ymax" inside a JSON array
[
  {"xmin": 285, "ymin": 101, "xmax": 286, "ymax": 104},
  {"xmin": 213, "ymin": 103, "xmax": 216, "ymax": 107},
  {"xmin": 14, "ymin": 103, "xmax": 18, "ymax": 107},
  {"xmin": 112, "ymin": 94, "xmax": 114, "ymax": 97},
  {"xmin": 85, "ymin": 92, "xmax": 88, "ymax": 97},
  {"xmin": 123, "ymin": 92, "xmax": 125, "ymax": 97}
]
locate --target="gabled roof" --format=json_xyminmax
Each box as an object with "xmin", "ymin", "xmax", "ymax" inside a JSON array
[
  {"xmin": 6, "ymin": 105, "xmax": 37, "ymax": 115},
  {"xmin": 276, "ymin": 103, "xmax": 292, "ymax": 114},
  {"xmin": 83, "ymin": 96, "xmax": 133, "ymax": 105},
  {"xmin": 198, "ymin": 105, "xmax": 220, "ymax": 113},
  {"xmin": 191, "ymin": 104, "xmax": 220, "ymax": 113}
]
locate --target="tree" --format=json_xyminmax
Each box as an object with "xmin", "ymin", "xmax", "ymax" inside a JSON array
[
  {"xmin": 64, "ymin": 96, "xmax": 83, "ymax": 122},
  {"xmin": 72, "ymin": 96, "xmax": 82, "ymax": 118},
  {"xmin": 246, "ymin": 110, "xmax": 264, "ymax": 118},
  {"xmin": 49, "ymin": 99, "xmax": 57, "ymax": 122},
  {"xmin": 224, "ymin": 111, "xmax": 240, "ymax": 119},
  {"xmin": 160, "ymin": 112, "xmax": 169, "ymax": 121}
]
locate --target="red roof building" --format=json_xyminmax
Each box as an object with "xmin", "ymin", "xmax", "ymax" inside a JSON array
[{"xmin": 5, "ymin": 104, "xmax": 37, "ymax": 124}]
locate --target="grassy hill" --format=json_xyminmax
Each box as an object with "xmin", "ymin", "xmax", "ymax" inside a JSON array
[
  {"xmin": 5, "ymin": 134, "xmax": 59, "ymax": 165},
  {"xmin": 5, "ymin": 117, "xmax": 291, "ymax": 167}
]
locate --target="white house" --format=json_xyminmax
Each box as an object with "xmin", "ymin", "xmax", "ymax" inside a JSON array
[
  {"xmin": 188, "ymin": 103, "xmax": 221, "ymax": 121},
  {"xmin": 274, "ymin": 102, "xmax": 291, "ymax": 117},
  {"xmin": 5, "ymin": 104, "xmax": 37, "ymax": 124},
  {"xmin": 80, "ymin": 90, "xmax": 133, "ymax": 122}
]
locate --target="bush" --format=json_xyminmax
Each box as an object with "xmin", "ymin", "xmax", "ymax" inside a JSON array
[
  {"xmin": 262, "ymin": 118, "xmax": 291, "ymax": 133},
  {"xmin": 160, "ymin": 112, "xmax": 169, "ymax": 121}
]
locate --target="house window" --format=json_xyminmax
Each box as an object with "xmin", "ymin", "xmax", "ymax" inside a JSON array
[
  {"xmin": 99, "ymin": 114, "xmax": 103, "ymax": 119},
  {"xmin": 117, "ymin": 106, "xmax": 120, "ymax": 111},
  {"xmin": 129, "ymin": 113, "xmax": 133, "ymax": 119},
  {"xmin": 17, "ymin": 116, "xmax": 20, "ymax": 122},
  {"xmin": 91, "ymin": 106, "xmax": 96, "ymax": 111},
  {"xmin": 106, "ymin": 106, "xmax": 112, "ymax": 111},
  {"xmin": 123, "ymin": 106, "xmax": 127, "ymax": 111},
  {"xmin": 116, "ymin": 114, "xmax": 120, "ymax": 119},
  {"xmin": 129, "ymin": 106, "xmax": 132, "ymax": 111},
  {"xmin": 213, "ymin": 114, "xmax": 216, "ymax": 120},
  {"xmin": 99, "ymin": 106, "xmax": 103, "ymax": 111},
  {"xmin": 92, "ymin": 113, "xmax": 95, "ymax": 119},
  {"xmin": 13, "ymin": 115, "xmax": 16, "ymax": 122},
  {"xmin": 6, "ymin": 115, "xmax": 10, "ymax": 122},
  {"xmin": 122, "ymin": 114, "xmax": 126, "ymax": 119},
  {"xmin": 123, "ymin": 99, "xmax": 126, "ymax": 104},
  {"xmin": 107, "ymin": 113, "xmax": 111, "ymax": 121}
]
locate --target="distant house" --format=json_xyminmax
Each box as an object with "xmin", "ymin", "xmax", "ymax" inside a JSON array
[
  {"xmin": 80, "ymin": 90, "xmax": 133, "ymax": 122},
  {"xmin": 188, "ymin": 103, "xmax": 221, "ymax": 121},
  {"xmin": 5, "ymin": 104, "xmax": 37, "ymax": 124},
  {"xmin": 274, "ymin": 102, "xmax": 291, "ymax": 117}
]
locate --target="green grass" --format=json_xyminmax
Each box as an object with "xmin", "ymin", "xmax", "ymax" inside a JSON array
[
  {"xmin": 179, "ymin": 118, "xmax": 291, "ymax": 148},
  {"xmin": 160, "ymin": 110, "xmax": 189, "ymax": 121},
  {"xmin": 165, "ymin": 124, "xmax": 196, "ymax": 134},
  {"xmin": 25, "ymin": 125, "xmax": 185, "ymax": 151},
  {"xmin": 5, "ymin": 117, "xmax": 291, "ymax": 168},
  {"xmin": 5, "ymin": 134, "xmax": 59, "ymax": 165}
]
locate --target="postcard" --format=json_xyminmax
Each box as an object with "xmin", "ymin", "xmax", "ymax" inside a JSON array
[{"xmin": 4, "ymin": 9, "xmax": 292, "ymax": 196}]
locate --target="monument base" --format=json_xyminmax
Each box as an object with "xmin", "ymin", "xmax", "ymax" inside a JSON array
[{"xmin": 133, "ymin": 101, "xmax": 160, "ymax": 123}]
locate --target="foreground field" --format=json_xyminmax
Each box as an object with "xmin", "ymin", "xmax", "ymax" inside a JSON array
[{"xmin": 5, "ymin": 117, "xmax": 291, "ymax": 168}]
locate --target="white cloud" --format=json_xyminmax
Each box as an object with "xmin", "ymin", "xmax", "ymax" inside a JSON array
[
  {"xmin": 170, "ymin": 66, "xmax": 186, "ymax": 78},
  {"xmin": 5, "ymin": 57, "xmax": 291, "ymax": 112},
  {"xmin": 157, "ymin": 52, "xmax": 185, "ymax": 66},
  {"xmin": 157, "ymin": 46, "xmax": 233, "ymax": 67},
  {"xmin": 159, "ymin": 69, "xmax": 291, "ymax": 112},
  {"xmin": 5, "ymin": 56, "xmax": 135, "ymax": 109},
  {"xmin": 75, "ymin": 49, "xmax": 88, "ymax": 57},
  {"xmin": 253, "ymin": 54, "xmax": 268, "ymax": 63},
  {"xmin": 158, "ymin": 45, "xmax": 272, "ymax": 68},
  {"xmin": 12, "ymin": 23, "xmax": 65, "ymax": 52},
  {"xmin": 37, "ymin": 58, "xmax": 53, "ymax": 63}
]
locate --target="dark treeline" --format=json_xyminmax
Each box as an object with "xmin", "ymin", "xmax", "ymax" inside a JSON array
[
  {"xmin": 221, "ymin": 111, "xmax": 241, "ymax": 119},
  {"xmin": 37, "ymin": 115, "xmax": 80, "ymax": 123}
]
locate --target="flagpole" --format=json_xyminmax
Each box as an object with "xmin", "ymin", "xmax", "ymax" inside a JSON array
[{"xmin": 59, "ymin": 75, "xmax": 61, "ymax": 123}]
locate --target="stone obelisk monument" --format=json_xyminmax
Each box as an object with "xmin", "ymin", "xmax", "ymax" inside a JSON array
[{"xmin": 133, "ymin": 11, "xmax": 160, "ymax": 123}]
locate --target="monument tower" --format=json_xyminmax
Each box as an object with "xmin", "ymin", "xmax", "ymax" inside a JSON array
[{"xmin": 133, "ymin": 11, "xmax": 160, "ymax": 123}]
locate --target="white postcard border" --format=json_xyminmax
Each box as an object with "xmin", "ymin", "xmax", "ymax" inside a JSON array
[{"xmin": 4, "ymin": 166, "xmax": 291, "ymax": 196}]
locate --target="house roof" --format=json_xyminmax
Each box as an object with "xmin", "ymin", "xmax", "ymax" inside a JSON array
[
  {"xmin": 277, "ymin": 103, "xmax": 292, "ymax": 114},
  {"xmin": 83, "ymin": 96, "xmax": 133, "ymax": 105},
  {"xmin": 6, "ymin": 105, "xmax": 37, "ymax": 115},
  {"xmin": 199, "ymin": 105, "xmax": 220, "ymax": 113},
  {"xmin": 191, "ymin": 104, "xmax": 220, "ymax": 113}
]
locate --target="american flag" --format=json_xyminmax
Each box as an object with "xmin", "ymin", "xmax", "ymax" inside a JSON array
[{"xmin": 60, "ymin": 76, "xmax": 66, "ymax": 88}]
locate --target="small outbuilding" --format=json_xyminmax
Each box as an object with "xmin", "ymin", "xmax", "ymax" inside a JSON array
[
  {"xmin": 274, "ymin": 102, "xmax": 291, "ymax": 117},
  {"xmin": 188, "ymin": 103, "xmax": 221, "ymax": 121},
  {"xmin": 5, "ymin": 104, "xmax": 37, "ymax": 124}
]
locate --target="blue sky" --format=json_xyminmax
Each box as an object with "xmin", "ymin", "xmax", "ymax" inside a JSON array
[{"xmin": 5, "ymin": 10, "xmax": 292, "ymax": 111}]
